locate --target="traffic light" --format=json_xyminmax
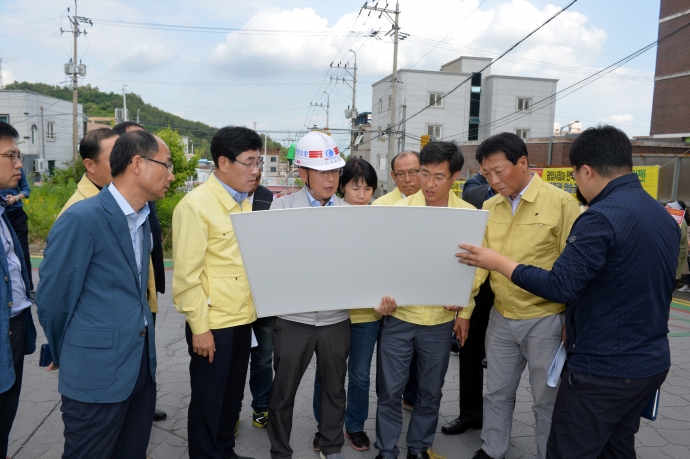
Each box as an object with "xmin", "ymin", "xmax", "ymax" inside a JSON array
[{"xmin": 420, "ymin": 134, "xmax": 430, "ymax": 150}]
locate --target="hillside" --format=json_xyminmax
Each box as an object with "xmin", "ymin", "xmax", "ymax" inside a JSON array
[{"xmin": 5, "ymin": 81, "xmax": 286, "ymax": 157}]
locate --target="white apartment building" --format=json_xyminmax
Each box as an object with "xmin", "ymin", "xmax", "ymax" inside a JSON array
[
  {"xmin": 0, "ymin": 90, "xmax": 85, "ymax": 178},
  {"xmin": 370, "ymin": 56, "xmax": 557, "ymax": 192}
]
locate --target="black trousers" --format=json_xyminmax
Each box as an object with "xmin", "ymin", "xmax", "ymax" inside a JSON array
[
  {"xmin": 458, "ymin": 282, "xmax": 493, "ymax": 421},
  {"xmin": 268, "ymin": 318, "xmax": 350, "ymax": 458},
  {"xmin": 0, "ymin": 309, "xmax": 26, "ymax": 457},
  {"xmin": 5, "ymin": 208, "xmax": 32, "ymax": 290},
  {"xmin": 546, "ymin": 367, "xmax": 668, "ymax": 459},
  {"xmin": 186, "ymin": 323, "xmax": 252, "ymax": 459},
  {"xmin": 61, "ymin": 334, "xmax": 156, "ymax": 459}
]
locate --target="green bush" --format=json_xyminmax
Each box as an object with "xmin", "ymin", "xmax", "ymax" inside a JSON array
[
  {"xmin": 155, "ymin": 192, "xmax": 185, "ymax": 256},
  {"xmin": 26, "ymin": 181, "xmax": 77, "ymax": 241}
]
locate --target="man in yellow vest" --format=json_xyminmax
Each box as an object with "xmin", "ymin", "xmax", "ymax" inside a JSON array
[
  {"xmin": 375, "ymin": 141, "xmax": 474, "ymax": 459},
  {"xmin": 172, "ymin": 126, "xmax": 261, "ymax": 459},
  {"xmin": 372, "ymin": 150, "xmax": 421, "ymax": 205}
]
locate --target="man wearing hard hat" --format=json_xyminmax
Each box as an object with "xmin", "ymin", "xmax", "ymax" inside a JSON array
[{"xmin": 266, "ymin": 132, "xmax": 395, "ymax": 459}]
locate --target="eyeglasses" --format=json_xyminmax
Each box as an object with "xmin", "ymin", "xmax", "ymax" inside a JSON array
[
  {"xmin": 143, "ymin": 157, "xmax": 174, "ymax": 173},
  {"xmin": 394, "ymin": 169, "xmax": 420, "ymax": 179},
  {"xmin": 235, "ymin": 159, "xmax": 264, "ymax": 170},
  {"xmin": 419, "ymin": 170, "xmax": 453, "ymax": 185},
  {"xmin": 314, "ymin": 168, "xmax": 343, "ymax": 177},
  {"xmin": 0, "ymin": 152, "xmax": 23, "ymax": 164}
]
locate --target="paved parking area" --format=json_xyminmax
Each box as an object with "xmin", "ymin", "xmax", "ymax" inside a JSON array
[{"xmin": 8, "ymin": 272, "xmax": 690, "ymax": 458}]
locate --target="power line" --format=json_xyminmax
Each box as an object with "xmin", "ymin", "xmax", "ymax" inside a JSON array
[
  {"xmin": 442, "ymin": 20, "xmax": 690, "ymax": 141},
  {"xmin": 397, "ymin": 0, "xmax": 579, "ymax": 129}
]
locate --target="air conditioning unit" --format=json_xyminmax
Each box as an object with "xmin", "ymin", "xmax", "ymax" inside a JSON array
[{"xmin": 34, "ymin": 159, "xmax": 46, "ymax": 173}]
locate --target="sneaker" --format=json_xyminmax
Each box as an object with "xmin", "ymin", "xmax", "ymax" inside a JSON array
[
  {"xmin": 234, "ymin": 419, "xmax": 240, "ymax": 438},
  {"xmin": 402, "ymin": 399, "xmax": 414, "ymax": 411},
  {"xmin": 345, "ymin": 430, "xmax": 370, "ymax": 451},
  {"xmin": 679, "ymin": 285, "xmax": 690, "ymax": 292},
  {"xmin": 319, "ymin": 453, "xmax": 344, "ymax": 459},
  {"xmin": 313, "ymin": 431, "xmax": 321, "ymax": 451},
  {"xmin": 252, "ymin": 410, "xmax": 268, "ymax": 428}
]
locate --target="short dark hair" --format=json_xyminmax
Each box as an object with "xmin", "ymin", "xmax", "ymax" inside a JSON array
[
  {"xmin": 211, "ymin": 126, "xmax": 262, "ymax": 167},
  {"xmin": 0, "ymin": 121, "xmax": 19, "ymax": 142},
  {"xmin": 79, "ymin": 129, "xmax": 119, "ymax": 161},
  {"xmin": 339, "ymin": 158, "xmax": 378, "ymax": 194},
  {"xmin": 475, "ymin": 132, "xmax": 528, "ymax": 165},
  {"xmin": 110, "ymin": 130, "xmax": 159, "ymax": 177},
  {"xmin": 419, "ymin": 141, "xmax": 464, "ymax": 174},
  {"xmin": 569, "ymin": 125, "xmax": 633, "ymax": 177},
  {"xmin": 112, "ymin": 121, "xmax": 145, "ymax": 135},
  {"xmin": 391, "ymin": 150, "xmax": 420, "ymax": 172}
]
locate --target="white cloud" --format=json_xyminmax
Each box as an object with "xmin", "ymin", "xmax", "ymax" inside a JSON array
[
  {"xmin": 1, "ymin": 69, "xmax": 15, "ymax": 86},
  {"xmin": 108, "ymin": 43, "xmax": 176, "ymax": 71}
]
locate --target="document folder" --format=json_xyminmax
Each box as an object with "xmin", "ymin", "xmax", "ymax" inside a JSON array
[{"xmin": 641, "ymin": 389, "xmax": 660, "ymax": 421}]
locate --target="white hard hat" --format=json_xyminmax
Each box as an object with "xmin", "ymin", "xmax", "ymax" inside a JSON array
[{"xmin": 294, "ymin": 131, "xmax": 346, "ymax": 171}]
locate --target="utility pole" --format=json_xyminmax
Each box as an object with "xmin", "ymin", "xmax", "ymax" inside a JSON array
[
  {"xmin": 361, "ymin": 1, "xmax": 401, "ymax": 192},
  {"xmin": 61, "ymin": 0, "xmax": 91, "ymax": 161},
  {"xmin": 331, "ymin": 51, "xmax": 359, "ymax": 154},
  {"xmin": 137, "ymin": 108, "xmax": 140, "ymax": 124},
  {"xmin": 0, "ymin": 56, "xmax": 4, "ymax": 89},
  {"xmin": 400, "ymin": 104, "xmax": 407, "ymax": 153},
  {"xmin": 122, "ymin": 84, "xmax": 128, "ymax": 121},
  {"xmin": 309, "ymin": 92, "xmax": 330, "ymax": 132}
]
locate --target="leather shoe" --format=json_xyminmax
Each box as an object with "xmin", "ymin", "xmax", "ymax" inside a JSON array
[
  {"xmin": 441, "ymin": 417, "xmax": 482, "ymax": 435},
  {"xmin": 153, "ymin": 409, "xmax": 167, "ymax": 421},
  {"xmin": 471, "ymin": 449, "xmax": 503, "ymax": 459},
  {"xmin": 407, "ymin": 452, "xmax": 430, "ymax": 459}
]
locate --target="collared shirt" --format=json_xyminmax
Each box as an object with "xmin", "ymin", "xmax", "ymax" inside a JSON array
[
  {"xmin": 216, "ymin": 172, "xmax": 248, "ymax": 204},
  {"xmin": 247, "ymin": 193, "xmax": 255, "ymax": 205},
  {"xmin": 371, "ymin": 187, "xmax": 403, "ymax": 206},
  {"xmin": 507, "ymin": 173, "xmax": 534, "ymax": 215},
  {"xmin": 511, "ymin": 174, "xmax": 679, "ymax": 378},
  {"xmin": 459, "ymin": 173, "xmax": 581, "ymax": 321},
  {"xmin": 0, "ymin": 199, "xmax": 32, "ymax": 317},
  {"xmin": 305, "ymin": 188, "xmax": 335, "ymax": 207},
  {"xmin": 108, "ymin": 184, "xmax": 150, "ymax": 284},
  {"xmin": 393, "ymin": 189, "xmax": 476, "ymax": 326}
]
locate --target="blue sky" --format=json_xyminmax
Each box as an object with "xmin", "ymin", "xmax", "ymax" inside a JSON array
[{"xmin": 0, "ymin": 0, "xmax": 663, "ymax": 149}]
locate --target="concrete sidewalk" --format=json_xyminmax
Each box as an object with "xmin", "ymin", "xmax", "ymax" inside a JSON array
[{"xmin": 8, "ymin": 271, "xmax": 690, "ymax": 459}]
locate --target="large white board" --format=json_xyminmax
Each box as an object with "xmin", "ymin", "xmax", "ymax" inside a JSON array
[{"xmin": 231, "ymin": 206, "xmax": 488, "ymax": 318}]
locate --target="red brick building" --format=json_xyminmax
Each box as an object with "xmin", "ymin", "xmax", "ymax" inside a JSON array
[{"xmin": 650, "ymin": 0, "xmax": 690, "ymax": 139}]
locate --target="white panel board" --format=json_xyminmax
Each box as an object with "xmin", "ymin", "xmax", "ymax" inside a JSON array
[{"xmin": 231, "ymin": 206, "xmax": 488, "ymax": 318}]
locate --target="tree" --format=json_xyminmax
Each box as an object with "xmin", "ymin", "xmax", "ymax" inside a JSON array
[{"xmin": 155, "ymin": 126, "xmax": 199, "ymax": 196}]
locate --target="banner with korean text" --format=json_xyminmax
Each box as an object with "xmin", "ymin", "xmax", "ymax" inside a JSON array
[{"xmin": 531, "ymin": 166, "xmax": 660, "ymax": 199}]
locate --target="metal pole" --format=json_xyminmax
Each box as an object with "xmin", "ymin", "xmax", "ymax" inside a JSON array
[
  {"xmin": 671, "ymin": 156, "xmax": 681, "ymax": 201},
  {"xmin": 137, "ymin": 108, "xmax": 140, "ymax": 124},
  {"xmin": 71, "ymin": 0, "xmax": 79, "ymax": 161},
  {"xmin": 386, "ymin": 2, "xmax": 400, "ymax": 192},
  {"xmin": 40, "ymin": 105, "xmax": 45, "ymax": 162},
  {"xmin": 324, "ymin": 91, "xmax": 330, "ymax": 131},
  {"xmin": 122, "ymin": 84, "xmax": 128, "ymax": 121},
  {"xmin": 401, "ymin": 104, "xmax": 407, "ymax": 152},
  {"xmin": 547, "ymin": 133, "xmax": 553, "ymax": 166},
  {"xmin": 350, "ymin": 49, "xmax": 357, "ymax": 155}
]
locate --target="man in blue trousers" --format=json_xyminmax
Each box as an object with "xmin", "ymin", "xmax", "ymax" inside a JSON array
[
  {"xmin": 0, "ymin": 121, "xmax": 37, "ymax": 459},
  {"xmin": 37, "ymin": 130, "xmax": 174, "ymax": 458}
]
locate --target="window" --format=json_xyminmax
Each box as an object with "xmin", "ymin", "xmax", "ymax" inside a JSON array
[
  {"xmin": 427, "ymin": 125, "xmax": 442, "ymax": 139},
  {"xmin": 468, "ymin": 123, "xmax": 479, "ymax": 141},
  {"xmin": 0, "ymin": 115, "xmax": 8, "ymax": 123},
  {"xmin": 515, "ymin": 129, "xmax": 530, "ymax": 139},
  {"xmin": 270, "ymin": 167, "xmax": 277, "ymax": 172},
  {"xmin": 378, "ymin": 99, "xmax": 383, "ymax": 112},
  {"xmin": 388, "ymin": 95, "xmax": 392, "ymax": 110},
  {"xmin": 48, "ymin": 160, "xmax": 55, "ymax": 174},
  {"xmin": 270, "ymin": 156, "xmax": 277, "ymax": 162},
  {"xmin": 428, "ymin": 93, "xmax": 443, "ymax": 107},
  {"xmin": 517, "ymin": 98, "xmax": 531, "ymax": 111},
  {"xmin": 46, "ymin": 122, "xmax": 55, "ymax": 140},
  {"xmin": 31, "ymin": 125, "xmax": 37, "ymax": 144}
]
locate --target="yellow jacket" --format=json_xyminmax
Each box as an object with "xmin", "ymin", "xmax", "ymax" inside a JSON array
[
  {"xmin": 459, "ymin": 173, "xmax": 581, "ymax": 320},
  {"xmin": 372, "ymin": 187, "xmax": 403, "ymax": 206},
  {"xmin": 391, "ymin": 189, "xmax": 475, "ymax": 326},
  {"xmin": 58, "ymin": 174, "xmax": 159, "ymax": 313},
  {"xmin": 172, "ymin": 173, "xmax": 257, "ymax": 334}
]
